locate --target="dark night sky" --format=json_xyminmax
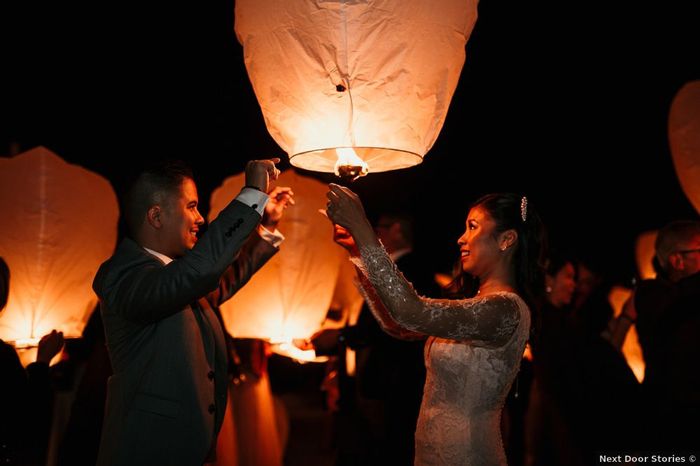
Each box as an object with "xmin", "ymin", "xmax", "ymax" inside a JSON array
[{"xmin": 2, "ymin": 0, "xmax": 699, "ymax": 283}]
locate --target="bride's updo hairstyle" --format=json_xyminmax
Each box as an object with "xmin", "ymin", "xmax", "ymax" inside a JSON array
[{"xmin": 472, "ymin": 192, "xmax": 548, "ymax": 310}]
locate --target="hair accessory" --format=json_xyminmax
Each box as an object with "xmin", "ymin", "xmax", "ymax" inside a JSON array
[{"xmin": 520, "ymin": 196, "xmax": 528, "ymax": 222}]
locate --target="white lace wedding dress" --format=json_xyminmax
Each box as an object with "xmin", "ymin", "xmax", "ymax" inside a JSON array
[{"xmin": 352, "ymin": 244, "xmax": 531, "ymax": 466}]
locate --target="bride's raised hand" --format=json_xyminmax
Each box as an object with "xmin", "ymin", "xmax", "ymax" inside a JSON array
[
  {"xmin": 325, "ymin": 183, "xmax": 378, "ymax": 249},
  {"xmin": 325, "ymin": 184, "xmax": 370, "ymax": 231}
]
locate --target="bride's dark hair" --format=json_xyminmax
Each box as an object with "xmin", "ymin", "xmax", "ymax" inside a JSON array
[{"xmin": 444, "ymin": 193, "xmax": 548, "ymax": 314}]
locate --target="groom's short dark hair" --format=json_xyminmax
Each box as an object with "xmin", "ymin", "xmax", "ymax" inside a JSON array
[{"xmin": 122, "ymin": 160, "xmax": 194, "ymax": 237}]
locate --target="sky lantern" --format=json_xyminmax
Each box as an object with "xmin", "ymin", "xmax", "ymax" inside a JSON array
[
  {"xmin": 635, "ymin": 230, "xmax": 657, "ymax": 280},
  {"xmin": 234, "ymin": 0, "xmax": 479, "ymax": 178},
  {"xmin": 669, "ymin": 80, "xmax": 700, "ymax": 215},
  {"xmin": 607, "ymin": 286, "xmax": 644, "ymax": 383},
  {"xmin": 0, "ymin": 147, "xmax": 118, "ymax": 362},
  {"xmin": 209, "ymin": 170, "xmax": 358, "ymax": 360}
]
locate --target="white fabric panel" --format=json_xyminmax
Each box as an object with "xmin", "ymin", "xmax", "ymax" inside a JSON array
[{"xmin": 0, "ymin": 146, "xmax": 119, "ymax": 343}]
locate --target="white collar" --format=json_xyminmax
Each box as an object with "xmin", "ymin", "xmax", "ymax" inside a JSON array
[{"xmin": 143, "ymin": 247, "xmax": 173, "ymax": 265}]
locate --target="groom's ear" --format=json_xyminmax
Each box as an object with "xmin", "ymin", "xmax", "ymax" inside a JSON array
[{"xmin": 146, "ymin": 205, "xmax": 162, "ymax": 229}]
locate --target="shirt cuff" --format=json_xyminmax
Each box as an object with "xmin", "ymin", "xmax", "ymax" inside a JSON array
[
  {"xmin": 258, "ymin": 224, "xmax": 285, "ymax": 248},
  {"xmin": 236, "ymin": 187, "xmax": 269, "ymax": 217}
]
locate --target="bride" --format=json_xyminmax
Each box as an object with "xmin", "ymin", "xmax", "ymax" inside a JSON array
[{"xmin": 325, "ymin": 184, "xmax": 546, "ymax": 466}]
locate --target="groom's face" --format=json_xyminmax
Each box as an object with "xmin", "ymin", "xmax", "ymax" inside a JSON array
[{"xmin": 159, "ymin": 178, "xmax": 205, "ymax": 258}]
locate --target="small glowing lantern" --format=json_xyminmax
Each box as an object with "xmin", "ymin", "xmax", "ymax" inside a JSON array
[
  {"xmin": 607, "ymin": 286, "xmax": 644, "ymax": 382},
  {"xmin": 235, "ymin": 0, "xmax": 479, "ymax": 176},
  {"xmin": 635, "ymin": 230, "xmax": 658, "ymax": 280},
  {"xmin": 209, "ymin": 170, "xmax": 354, "ymax": 360},
  {"xmin": 669, "ymin": 80, "xmax": 700, "ymax": 215},
  {"xmin": 0, "ymin": 147, "xmax": 118, "ymax": 355}
]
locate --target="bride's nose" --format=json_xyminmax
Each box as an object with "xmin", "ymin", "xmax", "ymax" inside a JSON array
[{"xmin": 457, "ymin": 232, "xmax": 467, "ymax": 246}]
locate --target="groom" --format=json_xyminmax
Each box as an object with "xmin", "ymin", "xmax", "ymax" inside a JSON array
[{"xmin": 94, "ymin": 158, "xmax": 292, "ymax": 466}]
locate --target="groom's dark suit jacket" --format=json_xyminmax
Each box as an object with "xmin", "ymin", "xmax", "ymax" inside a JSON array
[{"xmin": 93, "ymin": 199, "xmax": 276, "ymax": 466}]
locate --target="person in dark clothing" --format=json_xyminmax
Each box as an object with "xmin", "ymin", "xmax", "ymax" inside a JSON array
[
  {"xmin": 569, "ymin": 253, "xmax": 641, "ymax": 462},
  {"xmin": 56, "ymin": 307, "xmax": 112, "ymax": 466},
  {"xmin": 635, "ymin": 220, "xmax": 700, "ymax": 454},
  {"xmin": 524, "ymin": 250, "xmax": 583, "ymax": 466}
]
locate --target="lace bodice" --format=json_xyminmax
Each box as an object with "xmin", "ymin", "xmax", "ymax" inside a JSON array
[{"xmin": 352, "ymin": 244, "xmax": 531, "ymax": 465}]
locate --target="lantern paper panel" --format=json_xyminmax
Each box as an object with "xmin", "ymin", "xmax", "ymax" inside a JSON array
[
  {"xmin": 328, "ymin": 252, "xmax": 364, "ymax": 328},
  {"xmin": 227, "ymin": 372, "xmax": 287, "ymax": 466},
  {"xmin": 635, "ymin": 230, "xmax": 657, "ymax": 280},
  {"xmin": 608, "ymin": 286, "xmax": 645, "ymax": 383},
  {"xmin": 209, "ymin": 170, "xmax": 347, "ymax": 343},
  {"xmin": 235, "ymin": 0, "xmax": 479, "ymax": 173},
  {"xmin": 213, "ymin": 373, "xmax": 289, "ymax": 466},
  {"xmin": 669, "ymin": 80, "xmax": 700, "ymax": 215},
  {"xmin": 0, "ymin": 147, "xmax": 119, "ymax": 345}
]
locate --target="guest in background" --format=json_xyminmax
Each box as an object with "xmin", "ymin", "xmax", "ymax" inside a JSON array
[{"xmin": 635, "ymin": 220, "xmax": 700, "ymax": 454}]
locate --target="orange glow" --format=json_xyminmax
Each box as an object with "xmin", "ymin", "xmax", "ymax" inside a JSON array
[
  {"xmin": 235, "ymin": 0, "xmax": 479, "ymax": 174},
  {"xmin": 334, "ymin": 148, "xmax": 369, "ymax": 180},
  {"xmin": 635, "ymin": 231, "xmax": 658, "ymax": 280},
  {"xmin": 608, "ymin": 286, "xmax": 645, "ymax": 383},
  {"xmin": 15, "ymin": 345, "xmax": 65, "ymax": 367},
  {"xmin": 226, "ymin": 371, "xmax": 287, "ymax": 466},
  {"xmin": 0, "ymin": 147, "xmax": 119, "ymax": 350},
  {"xmin": 669, "ymin": 80, "xmax": 700, "ymax": 215},
  {"xmin": 209, "ymin": 170, "xmax": 363, "ymax": 354},
  {"xmin": 271, "ymin": 341, "xmax": 328, "ymax": 363},
  {"xmin": 434, "ymin": 273, "xmax": 453, "ymax": 289},
  {"xmin": 12, "ymin": 337, "xmax": 41, "ymax": 349}
]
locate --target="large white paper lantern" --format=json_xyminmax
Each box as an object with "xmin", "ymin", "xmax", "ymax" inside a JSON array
[
  {"xmin": 235, "ymin": 0, "xmax": 479, "ymax": 175},
  {"xmin": 669, "ymin": 80, "xmax": 700, "ymax": 214},
  {"xmin": 209, "ymin": 170, "xmax": 357, "ymax": 359},
  {"xmin": 0, "ymin": 147, "xmax": 119, "ymax": 348}
]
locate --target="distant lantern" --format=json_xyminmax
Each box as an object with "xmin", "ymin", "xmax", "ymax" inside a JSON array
[
  {"xmin": 607, "ymin": 286, "xmax": 644, "ymax": 383},
  {"xmin": 669, "ymin": 80, "xmax": 700, "ymax": 214},
  {"xmin": 235, "ymin": 0, "xmax": 479, "ymax": 177},
  {"xmin": 0, "ymin": 147, "xmax": 118, "ymax": 356},
  {"xmin": 635, "ymin": 230, "xmax": 658, "ymax": 280},
  {"xmin": 209, "ymin": 170, "xmax": 359, "ymax": 360}
]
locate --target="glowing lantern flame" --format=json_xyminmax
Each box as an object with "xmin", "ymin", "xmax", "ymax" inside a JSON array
[
  {"xmin": 334, "ymin": 147, "xmax": 369, "ymax": 181},
  {"xmin": 271, "ymin": 341, "xmax": 322, "ymax": 363}
]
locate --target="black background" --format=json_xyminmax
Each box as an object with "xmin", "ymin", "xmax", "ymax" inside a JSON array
[{"xmin": 2, "ymin": 0, "xmax": 699, "ymax": 282}]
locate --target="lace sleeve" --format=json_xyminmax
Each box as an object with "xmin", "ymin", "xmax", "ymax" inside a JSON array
[
  {"xmin": 355, "ymin": 270, "xmax": 427, "ymax": 341},
  {"xmin": 351, "ymin": 244, "xmax": 522, "ymax": 346}
]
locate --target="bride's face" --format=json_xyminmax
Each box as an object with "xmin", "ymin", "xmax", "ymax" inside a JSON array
[{"xmin": 457, "ymin": 206, "xmax": 501, "ymax": 277}]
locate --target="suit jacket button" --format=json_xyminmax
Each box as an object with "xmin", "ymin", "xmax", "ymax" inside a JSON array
[
  {"xmin": 225, "ymin": 227, "xmax": 234, "ymax": 237},
  {"xmin": 208, "ymin": 370, "xmax": 215, "ymax": 380},
  {"xmin": 208, "ymin": 404, "xmax": 215, "ymax": 414}
]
